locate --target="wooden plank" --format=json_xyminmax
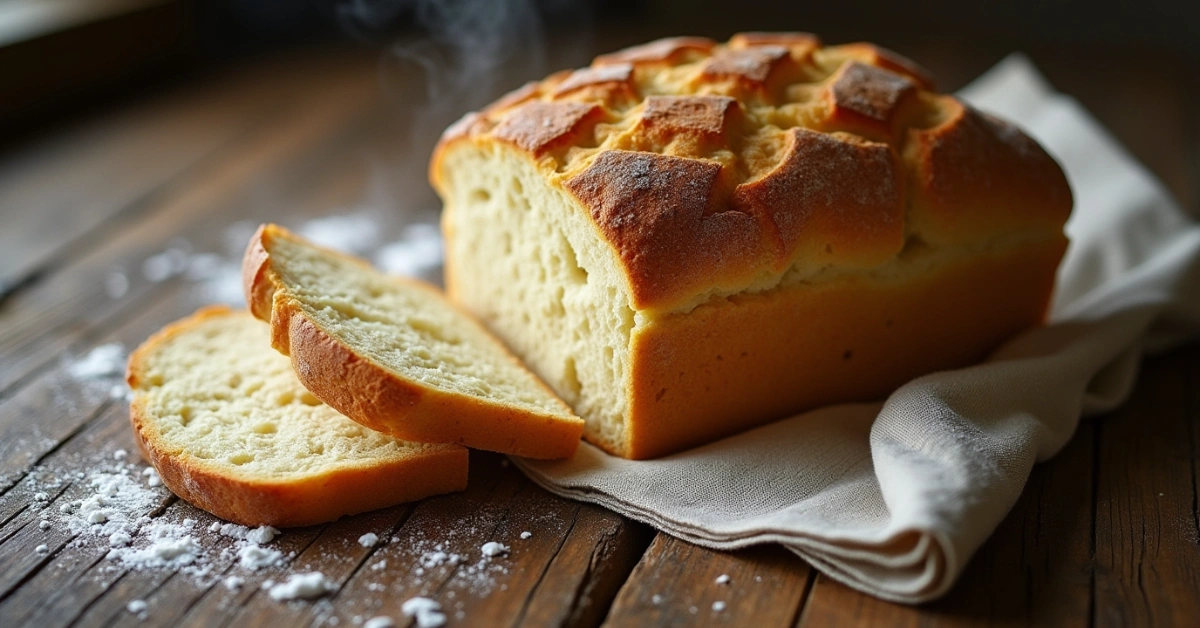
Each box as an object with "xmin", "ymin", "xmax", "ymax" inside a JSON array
[
  {"xmin": 0, "ymin": 53, "xmax": 382, "ymax": 398},
  {"xmin": 183, "ymin": 454, "xmax": 650, "ymax": 628},
  {"xmin": 1093, "ymin": 349, "xmax": 1200, "ymax": 627},
  {"xmin": 604, "ymin": 534, "xmax": 813, "ymax": 627},
  {"xmin": 0, "ymin": 49, "xmax": 373, "ymax": 296}
]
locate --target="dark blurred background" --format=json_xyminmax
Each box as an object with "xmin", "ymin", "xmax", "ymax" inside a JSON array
[{"xmin": 1, "ymin": 0, "xmax": 1196, "ymax": 204}]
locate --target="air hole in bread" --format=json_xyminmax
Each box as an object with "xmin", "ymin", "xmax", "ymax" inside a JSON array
[
  {"xmin": 563, "ymin": 357, "xmax": 582, "ymax": 397},
  {"xmin": 276, "ymin": 391, "xmax": 294, "ymax": 406},
  {"xmin": 253, "ymin": 422, "xmax": 277, "ymax": 434},
  {"xmin": 179, "ymin": 406, "xmax": 193, "ymax": 426},
  {"xmin": 228, "ymin": 374, "xmax": 242, "ymax": 388},
  {"xmin": 470, "ymin": 189, "xmax": 491, "ymax": 203},
  {"xmin": 299, "ymin": 391, "xmax": 322, "ymax": 406},
  {"xmin": 229, "ymin": 453, "xmax": 254, "ymax": 465}
]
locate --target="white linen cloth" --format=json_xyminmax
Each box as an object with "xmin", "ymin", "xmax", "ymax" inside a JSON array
[{"xmin": 512, "ymin": 56, "xmax": 1200, "ymax": 603}]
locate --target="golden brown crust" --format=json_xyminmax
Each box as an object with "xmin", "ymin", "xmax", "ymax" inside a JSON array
[
  {"xmin": 618, "ymin": 235, "xmax": 1068, "ymax": 459},
  {"xmin": 905, "ymin": 100, "xmax": 1073, "ymax": 245},
  {"xmin": 593, "ymin": 36, "xmax": 716, "ymax": 66},
  {"xmin": 243, "ymin": 224, "xmax": 584, "ymax": 460},
  {"xmin": 565, "ymin": 150, "xmax": 766, "ymax": 307},
  {"xmin": 126, "ymin": 307, "xmax": 469, "ymax": 527},
  {"xmin": 492, "ymin": 101, "xmax": 603, "ymax": 156},
  {"xmin": 431, "ymin": 32, "xmax": 1072, "ymax": 313},
  {"xmin": 733, "ymin": 127, "xmax": 905, "ymax": 267},
  {"xmin": 825, "ymin": 61, "xmax": 918, "ymax": 139}
]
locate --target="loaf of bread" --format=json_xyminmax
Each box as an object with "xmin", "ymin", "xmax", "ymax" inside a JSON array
[
  {"xmin": 431, "ymin": 33, "xmax": 1072, "ymax": 459},
  {"xmin": 243, "ymin": 224, "xmax": 585, "ymax": 459},
  {"xmin": 127, "ymin": 307, "xmax": 468, "ymax": 527}
]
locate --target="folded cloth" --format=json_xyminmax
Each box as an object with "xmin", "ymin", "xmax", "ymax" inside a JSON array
[{"xmin": 512, "ymin": 55, "xmax": 1200, "ymax": 603}]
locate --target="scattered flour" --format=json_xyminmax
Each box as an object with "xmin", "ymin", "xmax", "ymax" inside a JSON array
[
  {"xmin": 362, "ymin": 616, "xmax": 395, "ymax": 628},
  {"xmin": 268, "ymin": 572, "xmax": 335, "ymax": 601},
  {"xmin": 35, "ymin": 544, "xmax": 49, "ymax": 554},
  {"xmin": 141, "ymin": 239, "xmax": 192, "ymax": 282},
  {"xmin": 716, "ymin": 574, "xmax": 731, "ymax": 585},
  {"xmin": 223, "ymin": 575, "xmax": 245, "ymax": 591},
  {"xmin": 106, "ymin": 270, "xmax": 129, "ymax": 299},
  {"xmin": 127, "ymin": 599, "xmax": 148, "ymax": 614},
  {"xmin": 480, "ymin": 542, "xmax": 508, "ymax": 558},
  {"xmin": 142, "ymin": 467, "xmax": 161, "ymax": 487},
  {"xmin": 374, "ymin": 223, "xmax": 443, "ymax": 278},
  {"xmin": 300, "ymin": 213, "xmax": 381, "ymax": 254},
  {"xmin": 39, "ymin": 520, "xmax": 52, "ymax": 530},
  {"xmin": 519, "ymin": 531, "xmax": 532, "ymax": 540},
  {"xmin": 238, "ymin": 544, "xmax": 283, "ymax": 570},
  {"xmin": 712, "ymin": 600, "xmax": 727, "ymax": 612},
  {"xmin": 651, "ymin": 594, "xmax": 663, "ymax": 605},
  {"xmin": 358, "ymin": 532, "xmax": 379, "ymax": 548},
  {"xmin": 401, "ymin": 597, "xmax": 446, "ymax": 628},
  {"xmin": 67, "ymin": 344, "xmax": 126, "ymax": 380}
]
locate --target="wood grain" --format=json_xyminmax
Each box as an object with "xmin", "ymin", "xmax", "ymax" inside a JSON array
[
  {"xmin": 604, "ymin": 535, "xmax": 813, "ymax": 627},
  {"xmin": 0, "ymin": 41, "xmax": 1197, "ymax": 628},
  {"xmin": 1093, "ymin": 350, "xmax": 1200, "ymax": 627},
  {"xmin": 0, "ymin": 50, "xmax": 374, "ymax": 298}
]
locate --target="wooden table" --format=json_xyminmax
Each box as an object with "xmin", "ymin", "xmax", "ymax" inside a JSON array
[{"xmin": 1, "ymin": 41, "xmax": 1197, "ymax": 627}]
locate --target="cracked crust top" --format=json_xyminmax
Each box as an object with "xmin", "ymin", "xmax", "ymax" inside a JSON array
[{"xmin": 431, "ymin": 33, "xmax": 1072, "ymax": 311}]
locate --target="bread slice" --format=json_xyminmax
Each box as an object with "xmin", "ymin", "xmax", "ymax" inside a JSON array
[
  {"xmin": 242, "ymin": 224, "xmax": 584, "ymax": 459},
  {"xmin": 127, "ymin": 306, "xmax": 468, "ymax": 527}
]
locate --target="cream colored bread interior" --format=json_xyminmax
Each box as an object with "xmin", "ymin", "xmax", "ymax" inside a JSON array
[
  {"xmin": 132, "ymin": 312, "xmax": 444, "ymax": 478},
  {"xmin": 266, "ymin": 233, "xmax": 571, "ymax": 418},
  {"xmin": 442, "ymin": 144, "xmax": 636, "ymax": 453}
]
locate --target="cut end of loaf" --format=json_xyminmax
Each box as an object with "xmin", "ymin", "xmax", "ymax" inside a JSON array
[
  {"xmin": 126, "ymin": 306, "xmax": 468, "ymax": 527},
  {"xmin": 243, "ymin": 224, "xmax": 584, "ymax": 459}
]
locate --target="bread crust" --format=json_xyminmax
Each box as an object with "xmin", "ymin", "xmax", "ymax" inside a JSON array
[
  {"xmin": 244, "ymin": 225, "xmax": 584, "ymax": 460},
  {"xmin": 432, "ymin": 33, "xmax": 1074, "ymax": 459},
  {"xmin": 431, "ymin": 33, "xmax": 1072, "ymax": 314},
  {"xmin": 126, "ymin": 306, "xmax": 469, "ymax": 527}
]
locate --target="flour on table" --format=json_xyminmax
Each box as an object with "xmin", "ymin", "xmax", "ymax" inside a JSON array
[
  {"xmin": 480, "ymin": 542, "xmax": 508, "ymax": 558},
  {"xmin": 362, "ymin": 616, "xmax": 395, "ymax": 628},
  {"xmin": 401, "ymin": 597, "xmax": 446, "ymax": 628},
  {"xmin": 268, "ymin": 572, "xmax": 335, "ymax": 601},
  {"xmin": 358, "ymin": 532, "xmax": 379, "ymax": 548}
]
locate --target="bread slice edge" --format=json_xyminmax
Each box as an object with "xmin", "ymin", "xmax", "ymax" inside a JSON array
[
  {"xmin": 126, "ymin": 305, "xmax": 469, "ymax": 528},
  {"xmin": 242, "ymin": 224, "xmax": 584, "ymax": 460}
]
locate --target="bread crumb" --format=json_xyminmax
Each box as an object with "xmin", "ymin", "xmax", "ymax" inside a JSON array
[
  {"xmin": 480, "ymin": 541, "xmax": 509, "ymax": 557},
  {"xmin": 716, "ymin": 574, "xmax": 730, "ymax": 585},
  {"xmin": 401, "ymin": 597, "xmax": 446, "ymax": 628},
  {"xmin": 519, "ymin": 531, "xmax": 532, "ymax": 540},
  {"xmin": 358, "ymin": 532, "xmax": 379, "ymax": 548},
  {"xmin": 363, "ymin": 617, "xmax": 395, "ymax": 628},
  {"xmin": 712, "ymin": 601, "xmax": 726, "ymax": 612},
  {"xmin": 268, "ymin": 572, "xmax": 334, "ymax": 601}
]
